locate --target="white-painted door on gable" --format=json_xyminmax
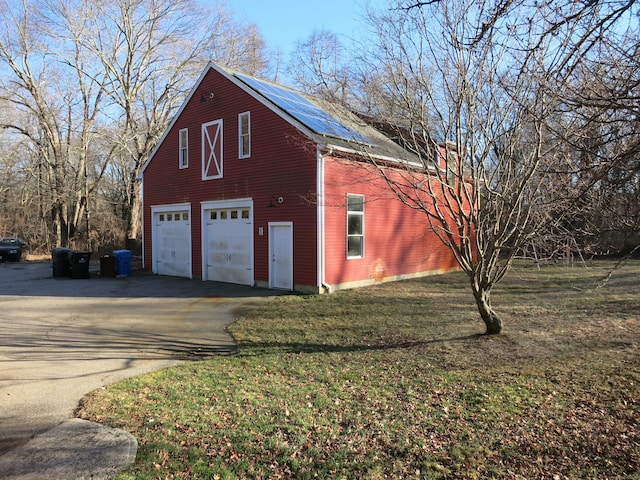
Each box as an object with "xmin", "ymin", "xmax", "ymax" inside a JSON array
[
  {"xmin": 202, "ymin": 119, "xmax": 223, "ymax": 179},
  {"xmin": 269, "ymin": 222, "xmax": 293, "ymax": 290},
  {"xmin": 204, "ymin": 205, "xmax": 253, "ymax": 285},
  {"xmin": 153, "ymin": 209, "xmax": 191, "ymax": 278}
]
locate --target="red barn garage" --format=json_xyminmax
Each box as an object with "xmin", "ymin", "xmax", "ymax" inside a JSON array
[{"xmin": 140, "ymin": 63, "xmax": 460, "ymax": 293}]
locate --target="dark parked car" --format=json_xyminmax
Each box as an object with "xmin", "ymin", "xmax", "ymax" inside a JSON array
[{"xmin": 0, "ymin": 238, "xmax": 27, "ymax": 262}]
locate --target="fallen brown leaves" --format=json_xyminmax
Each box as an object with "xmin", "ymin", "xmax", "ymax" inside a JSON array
[{"xmin": 76, "ymin": 261, "xmax": 640, "ymax": 479}]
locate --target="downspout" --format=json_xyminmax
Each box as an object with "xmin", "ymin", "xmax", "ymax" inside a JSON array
[
  {"xmin": 317, "ymin": 146, "xmax": 332, "ymax": 293},
  {"xmin": 138, "ymin": 173, "xmax": 145, "ymax": 269}
]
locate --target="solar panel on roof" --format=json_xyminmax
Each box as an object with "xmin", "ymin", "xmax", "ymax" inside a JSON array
[{"xmin": 235, "ymin": 73, "xmax": 370, "ymax": 144}]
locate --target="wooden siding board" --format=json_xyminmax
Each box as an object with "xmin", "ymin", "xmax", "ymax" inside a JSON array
[{"xmin": 322, "ymin": 157, "xmax": 459, "ymax": 287}]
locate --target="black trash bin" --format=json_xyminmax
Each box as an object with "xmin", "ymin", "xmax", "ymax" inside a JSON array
[
  {"xmin": 52, "ymin": 248, "xmax": 72, "ymax": 277},
  {"xmin": 70, "ymin": 251, "xmax": 92, "ymax": 279},
  {"xmin": 100, "ymin": 254, "xmax": 117, "ymax": 277}
]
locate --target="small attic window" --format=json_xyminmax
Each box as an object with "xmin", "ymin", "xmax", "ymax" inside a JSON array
[
  {"xmin": 238, "ymin": 112, "xmax": 250, "ymax": 158},
  {"xmin": 179, "ymin": 128, "xmax": 188, "ymax": 169}
]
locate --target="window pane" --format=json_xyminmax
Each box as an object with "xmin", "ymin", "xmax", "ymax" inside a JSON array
[
  {"xmin": 239, "ymin": 113, "xmax": 250, "ymax": 158},
  {"xmin": 348, "ymin": 237, "xmax": 362, "ymax": 257},
  {"xmin": 182, "ymin": 212, "xmax": 188, "ymax": 221},
  {"xmin": 210, "ymin": 211, "xmax": 217, "ymax": 220},
  {"xmin": 348, "ymin": 214, "xmax": 362, "ymax": 235},
  {"xmin": 346, "ymin": 194, "xmax": 364, "ymax": 258},
  {"xmin": 221, "ymin": 211, "xmax": 227, "ymax": 219},
  {"xmin": 231, "ymin": 210, "xmax": 238, "ymax": 219},
  {"xmin": 241, "ymin": 209, "xmax": 250, "ymax": 219},
  {"xmin": 179, "ymin": 129, "xmax": 188, "ymax": 168},
  {"xmin": 347, "ymin": 195, "xmax": 363, "ymax": 211}
]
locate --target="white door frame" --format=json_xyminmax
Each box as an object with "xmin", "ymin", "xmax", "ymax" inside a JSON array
[
  {"xmin": 202, "ymin": 119, "xmax": 223, "ymax": 180},
  {"xmin": 269, "ymin": 222, "xmax": 293, "ymax": 290},
  {"xmin": 150, "ymin": 203, "xmax": 192, "ymax": 278}
]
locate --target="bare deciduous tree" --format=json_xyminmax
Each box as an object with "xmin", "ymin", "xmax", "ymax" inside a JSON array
[
  {"xmin": 0, "ymin": 0, "xmax": 109, "ymax": 248},
  {"xmin": 0, "ymin": 0, "xmax": 270, "ymax": 248},
  {"xmin": 550, "ymin": 31, "xmax": 640, "ymax": 257},
  {"xmin": 82, "ymin": 0, "xmax": 271, "ymax": 243},
  {"xmin": 354, "ymin": 0, "xmax": 637, "ymax": 334},
  {"xmin": 288, "ymin": 29, "xmax": 352, "ymax": 105}
]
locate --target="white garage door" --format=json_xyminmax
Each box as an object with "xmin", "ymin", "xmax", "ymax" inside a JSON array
[
  {"xmin": 203, "ymin": 203, "xmax": 253, "ymax": 285},
  {"xmin": 153, "ymin": 209, "xmax": 192, "ymax": 278}
]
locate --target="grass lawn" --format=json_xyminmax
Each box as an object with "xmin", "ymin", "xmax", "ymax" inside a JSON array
[{"xmin": 77, "ymin": 260, "xmax": 640, "ymax": 479}]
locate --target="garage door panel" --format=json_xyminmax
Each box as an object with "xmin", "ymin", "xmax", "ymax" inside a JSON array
[
  {"xmin": 208, "ymin": 265, "xmax": 250, "ymax": 285},
  {"xmin": 157, "ymin": 258, "xmax": 190, "ymax": 277},
  {"xmin": 204, "ymin": 206, "xmax": 253, "ymax": 286},
  {"xmin": 154, "ymin": 210, "xmax": 191, "ymax": 278}
]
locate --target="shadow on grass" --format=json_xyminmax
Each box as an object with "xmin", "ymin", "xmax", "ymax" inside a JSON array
[{"xmin": 235, "ymin": 333, "xmax": 484, "ymax": 356}]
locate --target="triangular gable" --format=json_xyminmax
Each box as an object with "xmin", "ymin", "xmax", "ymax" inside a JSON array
[
  {"xmin": 140, "ymin": 63, "xmax": 211, "ymax": 176},
  {"xmin": 140, "ymin": 62, "xmax": 322, "ymax": 177},
  {"xmin": 140, "ymin": 62, "xmax": 424, "ymax": 177}
]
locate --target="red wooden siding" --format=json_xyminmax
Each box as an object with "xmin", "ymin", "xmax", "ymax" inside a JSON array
[
  {"xmin": 143, "ymin": 67, "xmax": 318, "ymax": 288},
  {"xmin": 143, "ymin": 64, "xmax": 464, "ymax": 292},
  {"xmin": 323, "ymin": 156, "xmax": 459, "ymax": 289}
]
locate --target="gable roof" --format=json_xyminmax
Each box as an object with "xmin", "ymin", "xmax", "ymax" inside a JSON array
[
  {"xmin": 140, "ymin": 62, "xmax": 423, "ymax": 176},
  {"xmin": 232, "ymin": 71, "xmax": 370, "ymax": 144},
  {"xmin": 221, "ymin": 66, "xmax": 424, "ymax": 165}
]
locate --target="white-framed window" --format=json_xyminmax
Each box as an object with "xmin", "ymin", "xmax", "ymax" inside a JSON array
[
  {"xmin": 238, "ymin": 111, "xmax": 250, "ymax": 158},
  {"xmin": 179, "ymin": 128, "xmax": 188, "ymax": 169},
  {"xmin": 346, "ymin": 194, "xmax": 364, "ymax": 258}
]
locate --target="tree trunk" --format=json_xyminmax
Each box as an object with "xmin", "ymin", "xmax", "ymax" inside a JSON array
[
  {"xmin": 125, "ymin": 178, "xmax": 142, "ymax": 243},
  {"xmin": 472, "ymin": 286, "xmax": 502, "ymax": 335}
]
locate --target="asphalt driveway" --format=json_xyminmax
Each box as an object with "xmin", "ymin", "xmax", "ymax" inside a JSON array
[{"xmin": 0, "ymin": 260, "xmax": 276, "ymax": 474}]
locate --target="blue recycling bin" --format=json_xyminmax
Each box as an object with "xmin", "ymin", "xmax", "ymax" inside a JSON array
[{"xmin": 112, "ymin": 249, "xmax": 132, "ymax": 277}]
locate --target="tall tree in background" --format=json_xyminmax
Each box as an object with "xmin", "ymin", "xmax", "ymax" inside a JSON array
[
  {"xmin": 546, "ymin": 22, "xmax": 640, "ymax": 257},
  {"xmin": 471, "ymin": 0, "xmax": 640, "ymax": 260},
  {"xmin": 353, "ymin": 0, "xmax": 638, "ymax": 334},
  {"xmin": 73, "ymin": 0, "xmax": 270, "ymax": 244},
  {"xmin": 0, "ymin": 0, "xmax": 269, "ymax": 248},
  {"xmin": 0, "ymin": 0, "xmax": 110, "ymax": 248},
  {"xmin": 287, "ymin": 29, "xmax": 352, "ymax": 105}
]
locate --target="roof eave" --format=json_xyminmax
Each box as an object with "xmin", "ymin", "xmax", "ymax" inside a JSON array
[{"xmin": 318, "ymin": 142, "xmax": 432, "ymax": 171}]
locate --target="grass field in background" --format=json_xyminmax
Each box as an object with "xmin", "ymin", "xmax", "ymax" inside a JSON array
[{"xmin": 77, "ymin": 260, "xmax": 640, "ymax": 479}]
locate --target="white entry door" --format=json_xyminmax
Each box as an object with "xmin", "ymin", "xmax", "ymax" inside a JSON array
[
  {"xmin": 153, "ymin": 208, "xmax": 192, "ymax": 278},
  {"xmin": 203, "ymin": 202, "xmax": 253, "ymax": 285},
  {"xmin": 269, "ymin": 222, "xmax": 293, "ymax": 290}
]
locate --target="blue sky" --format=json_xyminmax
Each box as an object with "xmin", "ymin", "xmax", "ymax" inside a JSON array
[{"xmin": 227, "ymin": 0, "xmax": 388, "ymax": 56}]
